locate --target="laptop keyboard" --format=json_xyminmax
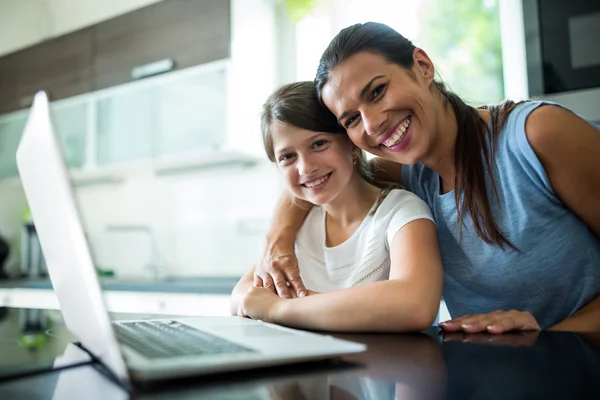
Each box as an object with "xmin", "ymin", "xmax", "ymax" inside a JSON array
[{"xmin": 114, "ymin": 320, "xmax": 255, "ymax": 359}]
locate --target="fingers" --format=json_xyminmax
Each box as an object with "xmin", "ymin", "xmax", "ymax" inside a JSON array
[
  {"xmin": 261, "ymin": 274, "xmax": 276, "ymax": 293},
  {"xmin": 285, "ymin": 270, "xmax": 307, "ymax": 298},
  {"xmin": 439, "ymin": 311, "xmax": 541, "ymax": 334},
  {"xmin": 487, "ymin": 313, "xmax": 540, "ymax": 333},
  {"xmin": 253, "ymin": 274, "xmax": 263, "ymax": 288},
  {"xmin": 439, "ymin": 311, "xmax": 503, "ymax": 333},
  {"xmin": 271, "ymin": 270, "xmax": 292, "ymax": 299}
]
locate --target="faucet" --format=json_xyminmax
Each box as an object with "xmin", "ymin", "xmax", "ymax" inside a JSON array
[{"xmin": 105, "ymin": 224, "xmax": 165, "ymax": 281}]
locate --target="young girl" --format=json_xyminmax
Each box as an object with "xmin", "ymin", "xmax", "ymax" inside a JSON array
[{"xmin": 230, "ymin": 82, "xmax": 443, "ymax": 332}]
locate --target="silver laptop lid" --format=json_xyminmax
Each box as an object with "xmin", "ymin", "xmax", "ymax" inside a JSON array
[{"xmin": 16, "ymin": 91, "xmax": 129, "ymax": 382}]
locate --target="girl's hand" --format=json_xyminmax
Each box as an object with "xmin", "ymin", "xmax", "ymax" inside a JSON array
[
  {"xmin": 238, "ymin": 287, "xmax": 286, "ymax": 323},
  {"xmin": 438, "ymin": 310, "xmax": 541, "ymax": 334}
]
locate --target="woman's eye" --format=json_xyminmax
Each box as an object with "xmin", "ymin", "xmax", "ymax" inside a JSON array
[
  {"xmin": 371, "ymin": 84, "xmax": 385, "ymax": 101},
  {"xmin": 344, "ymin": 115, "xmax": 359, "ymax": 128}
]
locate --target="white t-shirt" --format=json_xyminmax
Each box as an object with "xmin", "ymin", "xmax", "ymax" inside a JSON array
[{"xmin": 295, "ymin": 189, "xmax": 434, "ymax": 292}]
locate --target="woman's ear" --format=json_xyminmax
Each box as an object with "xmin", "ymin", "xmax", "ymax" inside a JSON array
[{"xmin": 412, "ymin": 48, "xmax": 435, "ymax": 84}]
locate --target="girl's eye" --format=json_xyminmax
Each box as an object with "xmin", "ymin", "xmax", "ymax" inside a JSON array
[
  {"xmin": 312, "ymin": 139, "xmax": 328, "ymax": 149},
  {"xmin": 371, "ymin": 84, "xmax": 385, "ymax": 101},
  {"xmin": 344, "ymin": 115, "xmax": 359, "ymax": 129},
  {"xmin": 279, "ymin": 153, "xmax": 295, "ymax": 162}
]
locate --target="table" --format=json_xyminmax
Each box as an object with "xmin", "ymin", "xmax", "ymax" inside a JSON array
[{"xmin": 1, "ymin": 307, "xmax": 599, "ymax": 399}]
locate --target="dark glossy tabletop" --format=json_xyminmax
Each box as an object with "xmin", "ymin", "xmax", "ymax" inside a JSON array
[{"xmin": 1, "ymin": 307, "xmax": 600, "ymax": 400}]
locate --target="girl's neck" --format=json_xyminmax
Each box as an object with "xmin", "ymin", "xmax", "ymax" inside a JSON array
[{"xmin": 322, "ymin": 173, "xmax": 382, "ymax": 228}]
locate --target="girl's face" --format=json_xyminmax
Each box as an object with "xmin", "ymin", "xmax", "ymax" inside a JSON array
[
  {"xmin": 271, "ymin": 122, "xmax": 356, "ymax": 206},
  {"xmin": 320, "ymin": 49, "xmax": 439, "ymax": 165}
]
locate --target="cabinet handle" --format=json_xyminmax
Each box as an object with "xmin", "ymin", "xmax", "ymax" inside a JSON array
[{"xmin": 131, "ymin": 58, "xmax": 175, "ymax": 80}]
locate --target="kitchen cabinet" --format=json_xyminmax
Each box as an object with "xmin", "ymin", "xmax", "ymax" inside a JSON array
[
  {"xmin": 0, "ymin": 113, "xmax": 27, "ymax": 179},
  {"xmin": 0, "ymin": 28, "xmax": 93, "ymax": 115},
  {"xmin": 0, "ymin": 0, "xmax": 230, "ymax": 115},
  {"xmin": 51, "ymin": 101, "xmax": 88, "ymax": 169},
  {"xmin": 96, "ymin": 63, "xmax": 227, "ymax": 165},
  {"xmin": 0, "ymin": 101, "xmax": 88, "ymax": 179},
  {"xmin": 93, "ymin": 0, "xmax": 230, "ymax": 90}
]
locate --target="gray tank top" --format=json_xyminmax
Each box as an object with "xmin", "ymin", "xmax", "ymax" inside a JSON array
[{"xmin": 402, "ymin": 101, "xmax": 600, "ymax": 328}]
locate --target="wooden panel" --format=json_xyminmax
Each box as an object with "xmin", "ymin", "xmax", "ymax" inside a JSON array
[
  {"xmin": 0, "ymin": 53, "xmax": 21, "ymax": 114},
  {"xmin": 93, "ymin": 0, "xmax": 230, "ymax": 90},
  {"xmin": 0, "ymin": 28, "xmax": 93, "ymax": 114}
]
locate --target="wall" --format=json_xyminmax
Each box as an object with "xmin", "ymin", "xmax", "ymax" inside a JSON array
[
  {"xmin": 0, "ymin": 0, "xmax": 288, "ymax": 278},
  {"xmin": 77, "ymin": 162, "xmax": 281, "ymax": 279}
]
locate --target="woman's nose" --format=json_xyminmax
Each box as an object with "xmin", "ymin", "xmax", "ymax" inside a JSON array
[{"xmin": 362, "ymin": 108, "xmax": 386, "ymax": 136}]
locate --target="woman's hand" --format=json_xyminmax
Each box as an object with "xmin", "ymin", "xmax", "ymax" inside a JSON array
[
  {"xmin": 238, "ymin": 286, "xmax": 286, "ymax": 323},
  {"xmin": 255, "ymin": 241, "xmax": 307, "ymax": 299},
  {"xmin": 440, "ymin": 330, "xmax": 540, "ymax": 347},
  {"xmin": 439, "ymin": 310, "xmax": 541, "ymax": 334}
]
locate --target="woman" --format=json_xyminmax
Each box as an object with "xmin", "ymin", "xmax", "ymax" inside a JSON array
[
  {"xmin": 231, "ymin": 81, "xmax": 443, "ymax": 332},
  {"xmin": 256, "ymin": 22, "xmax": 600, "ymax": 333}
]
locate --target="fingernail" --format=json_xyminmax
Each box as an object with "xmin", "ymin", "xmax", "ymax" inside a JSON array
[
  {"xmin": 461, "ymin": 324, "xmax": 471, "ymax": 329},
  {"xmin": 438, "ymin": 321, "xmax": 448, "ymax": 326},
  {"xmin": 486, "ymin": 325, "xmax": 496, "ymax": 332},
  {"xmin": 298, "ymin": 291, "xmax": 306, "ymax": 297}
]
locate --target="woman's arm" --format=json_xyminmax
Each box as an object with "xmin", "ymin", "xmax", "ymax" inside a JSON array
[
  {"xmin": 256, "ymin": 190, "xmax": 312, "ymax": 298},
  {"xmin": 440, "ymin": 105, "xmax": 600, "ymax": 334},
  {"xmin": 369, "ymin": 157, "xmax": 404, "ymax": 184},
  {"xmin": 241, "ymin": 219, "xmax": 443, "ymax": 332},
  {"xmin": 550, "ymin": 295, "xmax": 600, "ymax": 332},
  {"xmin": 527, "ymin": 105, "xmax": 600, "ymax": 331}
]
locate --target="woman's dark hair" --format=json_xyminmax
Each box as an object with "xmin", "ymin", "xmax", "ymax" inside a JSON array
[
  {"xmin": 261, "ymin": 81, "xmax": 400, "ymax": 207},
  {"xmin": 315, "ymin": 22, "xmax": 521, "ymax": 250}
]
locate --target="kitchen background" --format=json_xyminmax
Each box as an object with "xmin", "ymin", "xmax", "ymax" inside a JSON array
[{"xmin": 0, "ymin": 0, "xmax": 598, "ymax": 314}]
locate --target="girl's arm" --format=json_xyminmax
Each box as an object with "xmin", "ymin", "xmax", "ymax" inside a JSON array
[
  {"xmin": 230, "ymin": 265, "xmax": 256, "ymax": 316},
  {"xmin": 243, "ymin": 219, "xmax": 443, "ymax": 332}
]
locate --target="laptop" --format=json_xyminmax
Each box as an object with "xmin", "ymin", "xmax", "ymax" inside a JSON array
[{"xmin": 15, "ymin": 91, "xmax": 366, "ymax": 385}]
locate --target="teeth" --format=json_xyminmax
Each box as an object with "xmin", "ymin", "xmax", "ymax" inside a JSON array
[
  {"xmin": 305, "ymin": 174, "xmax": 329, "ymax": 188},
  {"xmin": 383, "ymin": 117, "xmax": 411, "ymax": 148}
]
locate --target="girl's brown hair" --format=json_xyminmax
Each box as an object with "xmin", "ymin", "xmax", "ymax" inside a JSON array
[
  {"xmin": 261, "ymin": 81, "xmax": 400, "ymax": 206},
  {"xmin": 315, "ymin": 22, "xmax": 522, "ymax": 249}
]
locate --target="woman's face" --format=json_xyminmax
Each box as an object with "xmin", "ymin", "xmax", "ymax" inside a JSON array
[
  {"xmin": 321, "ymin": 50, "xmax": 438, "ymax": 165},
  {"xmin": 271, "ymin": 122, "xmax": 356, "ymax": 206}
]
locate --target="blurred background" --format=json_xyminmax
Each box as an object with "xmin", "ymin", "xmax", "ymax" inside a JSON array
[{"xmin": 0, "ymin": 0, "xmax": 598, "ymax": 314}]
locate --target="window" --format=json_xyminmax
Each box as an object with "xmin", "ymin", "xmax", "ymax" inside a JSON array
[{"xmin": 295, "ymin": 0, "xmax": 504, "ymax": 104}]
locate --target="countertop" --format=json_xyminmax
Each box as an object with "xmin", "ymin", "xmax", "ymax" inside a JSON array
[
  {"xmin": 0, "ymin": 276, "xmax": 239, "ymax": 294},
  {"xmin": 1, "ymin": 307, "xmax": 600, "ymax": 399}
]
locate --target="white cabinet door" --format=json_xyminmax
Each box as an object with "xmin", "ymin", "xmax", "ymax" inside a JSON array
[
  {"xmin": 156, "ymin": 68, "xmax": 226, "ymax": 156},
  {"xmin": 51, "ymin": 101, "xmax": 88, "ymax": 169},
  {"xmin": 96, "ymin": 87, "xmax": 157, "ymax": 164},
  {"xmin": 0, "ymin": 113, "xmax": 26, "ymax": 179},
  {"xmin": 95, "ymin": 65, "xmax": 227, "ymax": 165}
]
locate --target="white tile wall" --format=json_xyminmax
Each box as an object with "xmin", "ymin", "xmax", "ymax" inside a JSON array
[{"xmin": 0, "ymin": 161, "xmax": 282, "ymax": 279}]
